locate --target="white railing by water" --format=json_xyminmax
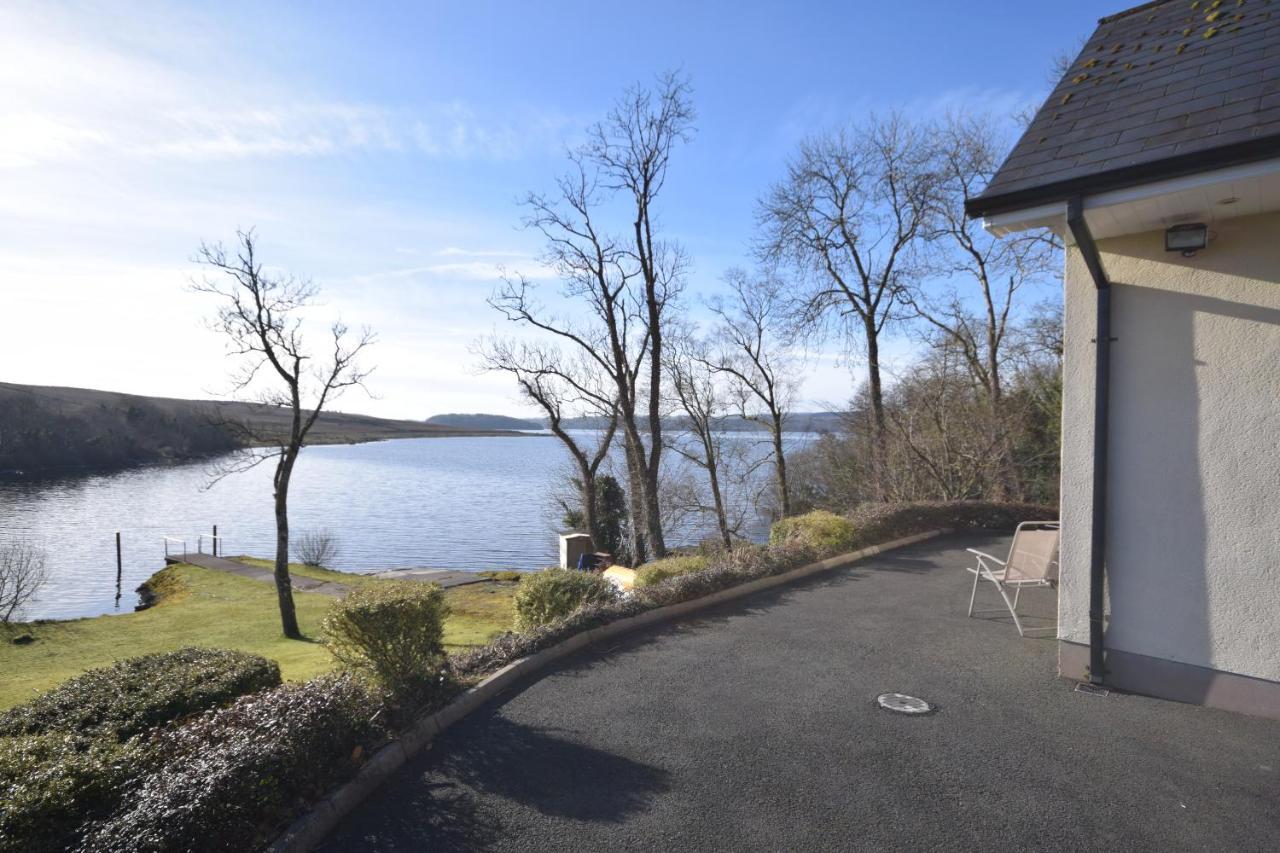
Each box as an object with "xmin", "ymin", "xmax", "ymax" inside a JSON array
[
  {"xmin": 197, "ymin": 533, "xmax": 224, "ymax": 556},
  {"xmin": 163, "ymin": 536, "xmax": 188, "ymax": 559}
]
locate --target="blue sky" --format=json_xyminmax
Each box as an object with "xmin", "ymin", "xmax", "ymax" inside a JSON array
[{"xmin": 0, "ymin": 1, "xmax": 1119, "ymax": 419}]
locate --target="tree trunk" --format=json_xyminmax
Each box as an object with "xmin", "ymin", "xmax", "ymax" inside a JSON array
[
  {"xmin": 771, "ymin": 419, "xmax": 790, "ymax": 517},
  {"xmin": 273, "ymin": 453, "xmax": 301, "ymax": 639},
  {"xmin": 864, "ymin": 315, "xmax": 888, "ymax": 499},
  {"xmin": 704, "ymin": 440, "xmax": 733, "ymax": 550},
  {"xmin": 580, "ymin": 472, "xmax": 600, "ymax": 548},
  {"xmin": 642, "ymin": 470, "xmax": 666, "ymax": 558},
  {"xmin": 621, "ymin": 429, "xmax": 649, "ymax": 565}
]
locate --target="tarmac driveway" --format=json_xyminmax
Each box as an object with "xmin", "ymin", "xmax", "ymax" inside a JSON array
[{"xmin": 324, "ymin": 533, "xmax": 1280, "ymax": 852}]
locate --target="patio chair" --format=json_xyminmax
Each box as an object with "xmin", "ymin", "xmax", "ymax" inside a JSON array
[{"xmin": 966, "ymin": 521, "xmax": 1060, "ymax": 636}]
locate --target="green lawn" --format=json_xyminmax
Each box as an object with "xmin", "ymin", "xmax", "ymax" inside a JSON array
[{"xmin": 0, "ymin": 562, "xmax": 517, "ymax": 710}]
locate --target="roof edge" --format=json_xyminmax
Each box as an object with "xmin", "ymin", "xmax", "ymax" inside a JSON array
[
  {"xmin": 965, "ymin": 134, "xmax": 1280, "ymax": 219},
  {"xmin": 1098, "ymin": 0, "xmax": 1173, "ymax": 26}
]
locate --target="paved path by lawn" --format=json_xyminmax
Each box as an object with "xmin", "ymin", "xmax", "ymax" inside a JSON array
[
  {"xmin": 367, "ymin": 568, "xmax": 499, "ymax": 588},
  {"xmin": 174, "ymin": 553, "xmax": 350, "ymax": 596},
  {"xmin": 173, "ymin": 555, "xmax": 494, "ymax": 596},
  {"xmin": 324, "ymin": 533, "xmax": 1280, "ymax": 852}
]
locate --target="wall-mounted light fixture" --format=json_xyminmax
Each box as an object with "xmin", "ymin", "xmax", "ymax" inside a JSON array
[{"xmin": 1165, "ymin": 223, "xmax": 1208, "ymax": 256}]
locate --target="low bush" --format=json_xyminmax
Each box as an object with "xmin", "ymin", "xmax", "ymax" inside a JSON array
[
  {"xmin": 512, "ymin": 569, "xmax": 618, "ymax": 632},
  {"xmin": 322, "ymin": 581, "xmax": 451, "ymax": 701},
  {"xmin": 80, "ymin": 674, "xmax": 384, "ymax": 853},
  {"xmin": 770, "ymin": 510, "xmax": 857, "ymax": 554},
  {"xmin": 0, "ymin": 647, "xmax": 281, "ymax": 742},
  {"xmin": 293, "ymin": 528, "xmax": 340, "ymax": 567},
  {"xmin": 0, "ymin": 734, "xmax": 147, "ymax": 853},
  {"xmin": 634, "ymin": 555, "xmax": 709, "ymax": 588}
]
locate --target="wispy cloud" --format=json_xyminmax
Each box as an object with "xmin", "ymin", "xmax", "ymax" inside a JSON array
[{"xmin": 0, "ymin": 6, "xmax": 574, "ymax": 169}]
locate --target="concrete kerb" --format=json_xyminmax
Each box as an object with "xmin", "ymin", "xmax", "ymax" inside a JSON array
[{"xmin": 269, "ymin": 528, "xmax": 948, "ymax": 852}]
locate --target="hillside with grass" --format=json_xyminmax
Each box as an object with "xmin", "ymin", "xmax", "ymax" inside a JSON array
[{"xmin": 0, "ymin": 382, "xmax": 522, "ymax": 477}]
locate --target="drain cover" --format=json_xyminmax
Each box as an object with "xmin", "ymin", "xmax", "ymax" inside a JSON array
[{"xmin": 876, "ymin": 693, "xmax": 933, "ymax": 715}]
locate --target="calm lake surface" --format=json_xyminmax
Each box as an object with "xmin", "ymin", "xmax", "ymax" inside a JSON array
[{"xmin": 1, "ymin": 432, "xmax": 813, "ymax": 620}]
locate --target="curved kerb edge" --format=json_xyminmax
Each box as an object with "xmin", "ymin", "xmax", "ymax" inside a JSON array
[{"xmin": 269, "ymin": 528, "xmax": 949, "ymax": 852}]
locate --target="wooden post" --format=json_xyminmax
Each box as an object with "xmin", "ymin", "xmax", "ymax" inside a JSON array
[
  {"xmin": 213, "ymin": 525, "xmax": 218, "ymax": 557},
  {"xmin": 115, "ymin": 531, "xmax": 122, "ymax": 586}
]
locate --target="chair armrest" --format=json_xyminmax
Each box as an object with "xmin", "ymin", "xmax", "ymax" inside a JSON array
[{"xmin": 966, "ymin": 548, "xmax": 1006, "ymax": 566}]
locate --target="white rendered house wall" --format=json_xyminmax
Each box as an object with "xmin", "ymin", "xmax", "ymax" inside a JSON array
[{"xmin": 1059, "ymin": 210, "xmax": 1280, "ymax": 684}]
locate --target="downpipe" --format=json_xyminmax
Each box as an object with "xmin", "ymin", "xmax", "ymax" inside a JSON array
[{"xmin": 1066, "ymin": 196, "xmax": 1110, "ymax": 686}]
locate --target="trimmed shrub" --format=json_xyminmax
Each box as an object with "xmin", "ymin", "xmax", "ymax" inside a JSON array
[
  {"xmin": 80, "ymin": 674, "xmax": 384, "ymax": 853},
  {"xmin": 513, "ymin": 568, "xmax": 618, "ymax": 632},
  {"xmin": 0, "ymin": 647, "xmax": 281, "ymax": 742},
  {"xmin": 634, "ymin": 555, "xmax": 709, "ymax": 588},
  {"xmin": 0, "ymin": 734, "xmax": 147, "ymax": 853},
  {"xmin": 770, "ymin": 510, "xmax": 857, "ymax": 554},
  {"xmin": 322, "ymin": 581, "xmax": 451, "ymax": 700}
]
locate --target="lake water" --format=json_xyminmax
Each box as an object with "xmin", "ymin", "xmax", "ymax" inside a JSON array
[{"xmin": 0, "ymin": 432, "xmax": 812, "ymax": 620}]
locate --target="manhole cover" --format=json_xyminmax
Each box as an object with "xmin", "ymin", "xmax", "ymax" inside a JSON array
[{"xmin": 876, "ymin": 693, "xmax": 933, "ymax": 715}]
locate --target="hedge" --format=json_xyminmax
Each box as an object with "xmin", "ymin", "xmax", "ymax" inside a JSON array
[
  {"xmin": 0, "ymin": 647, "xmax": 281, "ymax": 742},
  {"xmin": 0, "ymin": 735, "xmax": 147, "ymax": 853},
  {"xmin": 80, "ymin": 674, "xmax": 385, "ymax": 853}
]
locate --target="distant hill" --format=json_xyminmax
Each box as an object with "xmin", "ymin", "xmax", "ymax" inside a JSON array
[
  {"xmin": 0, "ymin": 382, "xmax": 522, "ymax": 478},
  {"xmin": 441, "ymin": 411, "xmax": 847, "ymax": 433},
  {"xmin": 426, "ymin": 413, "xmax": 544, "ymax": 431}
]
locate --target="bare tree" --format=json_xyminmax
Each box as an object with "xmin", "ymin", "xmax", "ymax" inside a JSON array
[
  {"xmin": 488, "ymin": 72, "xmax": 694, "ymax": 562},
  {"xmin": 294, "ymin": 528, "xmax": 340, "ymax": 568},
  {"xmin": 193, "ymin": 229, "xmax": 374, "ymax": 639},
  {"xmin": 665, "ymin": 333, "xmax": 735, "ymax": 549},
  {"xmin": 487, "ymin": 152, "xmax": 650, "ymax": 560},
  {"xmin": 758, "ymin": 115, "xmax": 934, "ymax": 491},
  {"xmin": 907, "ymin": 114, "xmax": 1060, "ymax": 498},
  {"xmin": 707, "ymin": 268, "xmax": 798, "ymax": 518},
  {"xmin": 0, "ymin": 539, "xmax": 48, "ymax": 624},
  {"xmin": 478, "ymin": 338, "xmax": 618, "ymax": 553},
  {"xmin": 585, "ymin": 71, "xmax": 695, "ymax": 559}
]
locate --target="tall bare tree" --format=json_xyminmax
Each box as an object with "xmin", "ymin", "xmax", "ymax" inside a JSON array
[
  {"xmin": 478, "ymin": 338, "xmax": 618, "ymax": 551},
  {"xmin": 489, "ymin": 72, "xmax": 694, "ymax": 562},
  {"xmin": 486, "ymin": 152, "xmax": 653, "ymax": 561},
  {"xmin": 907, "ymin": 114, "xmax": 1060, "ymax": 497},
  {"xmin": 193, "ymin": 230, "xmax": 373, "ymax": 639},
  {"xmin": 707, "ymin": 268, "xmax": 798, "ymax": 518},
  {"xmin": 758, "ymin": 115, "xmax": 934, "ymax": 491},
  {"xmin": 586, "ymin": 71, "xmax": 695, "ymax": 559}
]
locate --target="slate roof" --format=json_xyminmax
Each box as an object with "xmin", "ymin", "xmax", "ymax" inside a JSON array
[{"xmin": 968, "ymin": 0, "xmax": 1280, "ymax": 217}]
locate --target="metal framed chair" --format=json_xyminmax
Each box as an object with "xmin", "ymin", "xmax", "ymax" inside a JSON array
[{"xmin": 966, "ymin": 521, "xmax": 1060, "ymax": 636}]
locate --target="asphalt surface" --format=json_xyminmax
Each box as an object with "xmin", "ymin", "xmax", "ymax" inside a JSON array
[{"xmin": 324, "ymin": 533, "xmax": 1280, "ymax": 852}]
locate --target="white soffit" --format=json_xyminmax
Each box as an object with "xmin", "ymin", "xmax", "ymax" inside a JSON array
[{"xmin": 982, "ymin": 156, "xmax": 1280, "ymax": 242}]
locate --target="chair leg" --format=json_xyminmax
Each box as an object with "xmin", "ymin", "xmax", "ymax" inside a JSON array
[
  {"xmin": 1013, "ymin": 585, "xmax": 1021, "ymax": 612},
  {"xmin": 997, "ymin": 583, "xmax": 1026, "ymax": 636},
  {"xmin": 968, "ymin": 565, "xmax": 982, "ymax": 617}
]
